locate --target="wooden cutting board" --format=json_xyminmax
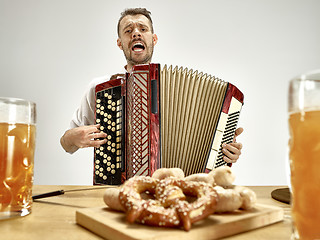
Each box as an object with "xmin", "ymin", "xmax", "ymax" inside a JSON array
[{"xmin": 76, "ymin": 204, "xmax": 284, "ymax": 240}]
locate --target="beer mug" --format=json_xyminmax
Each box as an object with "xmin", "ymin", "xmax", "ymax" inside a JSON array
[
  {"xmin": 0, "ymin": 97, "xmax": 36, "ymax": 219},
  {"xmin": 288, "ymin": 70, "xmax": 320, "ymax": 239}
]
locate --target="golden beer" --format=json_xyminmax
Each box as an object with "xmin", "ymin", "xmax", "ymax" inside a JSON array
[
  {"xmin": 0, "ymin": 123, "xmax": 36, "ymax": 217},
  {"xmin": 289, "ymin": 110, "xmax": 320, "ymax": 239}
]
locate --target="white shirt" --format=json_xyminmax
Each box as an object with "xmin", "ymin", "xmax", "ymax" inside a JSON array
[{"xmin": 70, "ymin": 68, "xmax": 126, "ymax": 128}]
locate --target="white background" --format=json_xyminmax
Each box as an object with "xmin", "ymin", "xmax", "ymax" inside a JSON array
[{"xmin": 1, "ymin": 0, "xmax": 319, "ymax": 186}]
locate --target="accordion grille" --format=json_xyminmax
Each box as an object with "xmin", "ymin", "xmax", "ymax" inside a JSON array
[
  {"xmin": 126, "ymin": 70, "xmax": 151, "ymax": 178},
  {"xmin": 160, "ymin": 65, "xmax": 228, "ymax": 176}
]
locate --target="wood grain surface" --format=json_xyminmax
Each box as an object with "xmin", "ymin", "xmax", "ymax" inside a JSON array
[
  {"xmin": 0, "ymin": 185, "xmax": 292, "ymax": 240},
  {"xmin": 76, "ymin": 203, "xmax": 284, "ymax": 240}
]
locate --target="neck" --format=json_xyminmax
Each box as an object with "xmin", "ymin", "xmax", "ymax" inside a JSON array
[
  {"xmin": 126, "ymin": 60, "xmax": 152, "ymax": 73},
  {"xmin": 126, "ymin": 64, "xmax": 133, "ymax": 73}
]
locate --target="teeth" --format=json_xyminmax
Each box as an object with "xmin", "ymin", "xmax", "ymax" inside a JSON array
[
  {"xmin": 132, "ymin": 42, "xmax": 145, "ymax": 51},
  {"xmin": 134, "ymin": 43, "xmax": 143, "ymax": 47}
]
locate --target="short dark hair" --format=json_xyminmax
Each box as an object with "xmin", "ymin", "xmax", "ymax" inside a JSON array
[{"xmin": 117, "ymin": 8, "xmax": 154, "ymax": 36}]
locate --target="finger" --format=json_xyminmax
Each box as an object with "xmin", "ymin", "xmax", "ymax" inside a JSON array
[
  {"xmin": 228, "ymin": 142, "xmax": 243, "ymax": 150},
  {"xmin": 224, "ymin": 142, "xmax": 242, "ymax": 153},
  {"xmin": 81, "ymin": 138, "xmax": 107, "ymax": 148},
  {"xmin": 233, "ymin": 127, "xmax": 244, "ymax": 142},
  {"xmin": 235, "ymin": 127, "xmax": 244, "ymax": 137},
  {"xmin": 85, "ymin": 128, "xmax": 104, "ymax": 141},
  {"xmin": 89, "ymin": 132, "xmax": 107, "ymax": 140},
  {"xmin": 95, "ymin": 132, "xmax": 108, "ymax": 139},
  {"xmin": 89, "ymin": 124, "xmax": 102, "ymax": 133},
  {"xmin": 222, "ymin": 150, "xmax": 238, "ymax": 162},
  {"xmin": 223, "ymin": 152, "xmax": 239, "ymax": 163},
  {"xmin": 223, "ymin": 156, "xmax": 238, "ymax": 164},
  {"xmin": 90, "ymin": 138, "xmax": 108, "ymax": 148},
  {"xmin": 222, "ymin": 143, "xmax": 241, "ymax": 163}
]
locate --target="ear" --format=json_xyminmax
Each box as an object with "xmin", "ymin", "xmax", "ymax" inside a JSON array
[
  {"xmin": 153, "ymin": 34, "xmax": 158, "ymax": 46},
  {"xmin": 117, "ymin": 38, "xmax": 123, "ymax": 50}
]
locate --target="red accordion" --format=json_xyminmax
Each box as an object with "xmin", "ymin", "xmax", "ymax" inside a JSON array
[{"xmin": 94, "ymin": 63, "xmax": 244, "ymax": 185}]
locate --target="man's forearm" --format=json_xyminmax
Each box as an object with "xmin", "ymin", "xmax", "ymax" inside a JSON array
[{"xmin": 60, "ymin": 131, "xmax": 79, "ymax": 154}]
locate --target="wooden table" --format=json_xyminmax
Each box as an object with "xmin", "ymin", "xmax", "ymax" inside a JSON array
[{"xmin": 0, "ymin": 185, "xmax": 291, "ymax": 240}]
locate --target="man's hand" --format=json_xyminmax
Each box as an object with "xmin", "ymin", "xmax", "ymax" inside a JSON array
[
  {"xmin": 222, "ymin": 127, "xmax": 244, "ymax": 164},
  {"xmin": 60, "ymin": 124, "xmax": 107, "ymax": 153}
]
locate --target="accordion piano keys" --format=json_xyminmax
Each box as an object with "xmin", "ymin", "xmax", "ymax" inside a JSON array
[{"xmin": 206, "ymin": 94, "xmax": 243, "ymax": 170}]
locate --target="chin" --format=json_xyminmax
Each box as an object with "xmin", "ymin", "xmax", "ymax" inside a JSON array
[
  {"xmin": 130, "ymin": 53, "xmax": 151, "ymax": 64},
  {"xmin": 131, "ymin": 59, "xmax": 150, "ymax": 66}
]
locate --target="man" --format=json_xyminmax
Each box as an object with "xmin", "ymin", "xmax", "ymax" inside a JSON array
[{"xmin": 60, "ymin": 8, "xmax": 243, "ymax": 164}]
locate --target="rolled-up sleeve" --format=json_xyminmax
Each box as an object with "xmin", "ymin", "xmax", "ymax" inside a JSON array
[{"xmin": 70, "ymin": 75, "xmax": 110, "ymax": 128}]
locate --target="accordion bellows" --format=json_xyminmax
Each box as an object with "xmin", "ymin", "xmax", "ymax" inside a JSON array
[
  {"xmin": 161, "ymin": 65, "xmax": 239, "ymax": 174},
  {"xmin": 94, "ymin": 64, "xmax": 244, "ymax": 185}
]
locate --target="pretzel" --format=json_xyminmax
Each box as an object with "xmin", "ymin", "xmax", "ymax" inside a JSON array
[
  {"xmin": 103, "ymin": 187, "xmax": 125, "ymax": 212},
  {"xmin": 209, "ymin": 165, "xmax": 235, "ymax": 187},
  {"xmin": 213, "ymin": 186, "xmax": 242, "ymax": 212},
  {"xmin": 152, "ymin": 167, "xmax": 185, "ymax": 180},
  {"xmin": 184, "ymin": 166, "xmax": 234, "ymax": 187},
  {"xmin": 118, "ymin": 176, "xmax": 218, "ymax": 231},
  {"xmin": 183, "ymin": 166, "xmax": 256, "ymax": 213},
  {"xmin": 233, "ymin": 185, "xmax": 257, "ymax": 210},
  {"xmin": 184, "ymin": 172, "xmax": 216, "ymax": 186}
]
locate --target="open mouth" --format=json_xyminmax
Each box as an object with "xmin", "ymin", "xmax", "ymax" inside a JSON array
[{"xmin": 131, "ymin": 42, "xmax": 145, "ymax": 52}]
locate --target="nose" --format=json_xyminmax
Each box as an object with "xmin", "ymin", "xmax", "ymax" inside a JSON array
[{"xmin": 132, "ymin": 28, "xmax": 141, "ymax": 38}]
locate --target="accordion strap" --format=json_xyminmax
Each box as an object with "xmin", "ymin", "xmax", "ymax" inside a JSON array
[{"xmin": 110, "ymin": 73, "xmax": 125, "ymax": 81}]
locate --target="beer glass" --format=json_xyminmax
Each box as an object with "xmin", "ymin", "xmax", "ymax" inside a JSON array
[
  {"xmin": 0, "ymin": 97, "xmax": 36, "ymax": 219},
  {"xmin": 288, "ymin": 70, "xmax": 320, "ymax": 240}
]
